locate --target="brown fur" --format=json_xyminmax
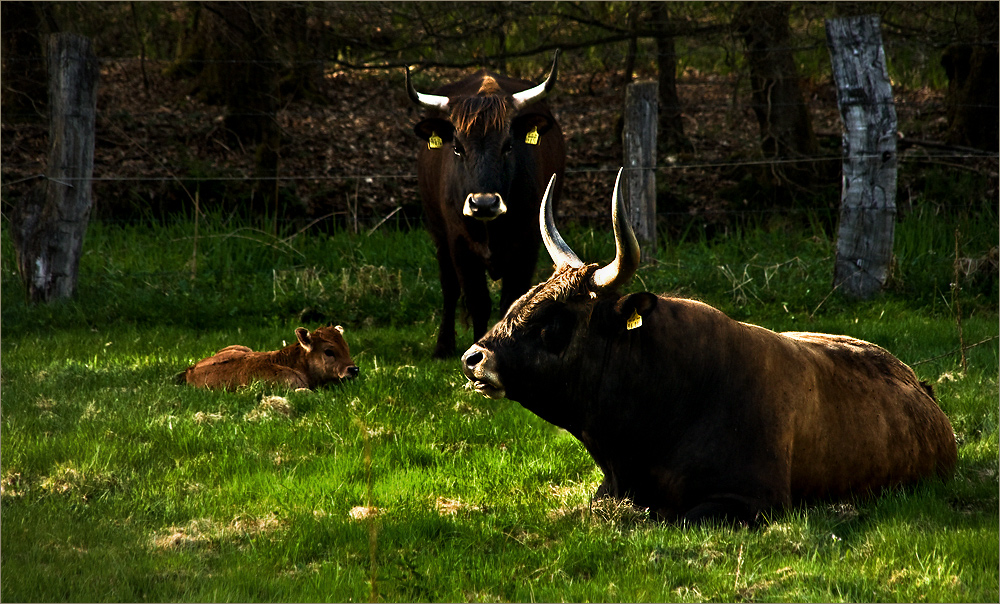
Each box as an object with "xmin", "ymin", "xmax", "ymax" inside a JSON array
[
  {"xmin": 178, "ymin": 326, "xmax": 358, "ymax": 391},
  {"xmin": 450, "ymin": 93, "xmax": 512, "ymax": 136},
  {"xmin": 466, "ymin": 263, "xmax": 959, "ymax": 524},
  {"xmin": 412, "ymin": 67, "xmax": 567, "ymax": 357}
]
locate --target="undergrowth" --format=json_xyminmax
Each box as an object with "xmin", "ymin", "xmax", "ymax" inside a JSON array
[{"xmin": 1, "ymin": 206, "xmax": 997, "ymax": 602}]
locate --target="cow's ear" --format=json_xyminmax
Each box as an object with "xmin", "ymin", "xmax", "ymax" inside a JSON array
[
  {"xmin": 414, "ymin": 118, "xmax": 454, "ymax": 143},
  {"xmin": 295, "ymin": 327, "xmax": 313, "ymax": 352},
  {"xmin": 512, "ymin": 113, "xmax": 555, "ymax": 138},
  {"xmin": 614, "ymin": 293, "xmax": 658, "ymax": 330}
]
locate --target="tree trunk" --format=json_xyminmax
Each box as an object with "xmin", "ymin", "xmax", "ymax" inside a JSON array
[
  {"xmin": 651, "ymin": 2, "xmax": 690, "ymax": 153},
  {"xmin": 826, "ymin": 15, "xmax": 897, "ymax": 300},
  {"xmin": 623, "ymin": 2, "xmax": 639, "ymax": 84},
  {"xmin": 11, "ymin": 33, "xmax": 98, "ymax": 303},
  {"xmin": 941, "ymin": 1, "xmax": 998, "ymax": 151},
  {"xmin": 1, "ymin": 1, "xmax": 51, "ymax": 122},
  {"xmin": 172, "ymin": 1, "xmax": 283, "ymax": 219},
  {"xmin": 734, "ymin": 2, "xmax": 818, "ymax": 185},
  {"xmin": 623, "ymin": 81, "xmax": 658, "ymax": 262}
]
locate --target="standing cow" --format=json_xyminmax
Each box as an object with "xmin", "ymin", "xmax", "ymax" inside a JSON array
[
  {"xmin": 406, "ymin": 51, "xmax": 566, "ymax": 358},
  {"xmin": 462, "ymin": 170, "xmax": 957, "ymax": 525}
]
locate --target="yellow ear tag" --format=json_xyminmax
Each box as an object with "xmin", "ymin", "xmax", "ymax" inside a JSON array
[
  {"xmin": 626, "ymin": 309, "xmax": 643, "ymax": 330},
  {"xmin": 428, "ymin": 132, "xmax": 443, "ymax": 149},
  {"xmin": 525, "ymin": 126, "xmax": 540, "ymax": 145}
]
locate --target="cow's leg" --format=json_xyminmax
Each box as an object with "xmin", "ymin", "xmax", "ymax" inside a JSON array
[
  {"xmin": 681, "ymin": 495, "xmax": 772, "ymax": 527},
  {"xmin": 271, "ymin": 366, "xmax": 311, "ymax": 390},
  {"xmin": 498, "ymin": 244, "xmax": 539, "ymax": 313},
  {"xmin": 462, "ymin": 266, "xmax": 492, "ymax": 342},
  {"xmin": 433, "ymin": 245, "xmax": 459, "ymax": 359}
]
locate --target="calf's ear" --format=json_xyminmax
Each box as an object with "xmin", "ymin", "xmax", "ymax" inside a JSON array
[
  {"xmin": 614, "ymin": 293, "xmax": 658, "ymax": 329},
  {"xmin": 295, "ymin": 327, "xmax": 313, "ymax": 352},
  {"xmin": 414, "ymin": 118, "xmax": 455, "ymax": 143}
]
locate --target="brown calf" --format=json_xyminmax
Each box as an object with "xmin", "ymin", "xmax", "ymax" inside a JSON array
[{"xmin": 178, "ymin": 326, "xmax": 359, "ymax": 391}]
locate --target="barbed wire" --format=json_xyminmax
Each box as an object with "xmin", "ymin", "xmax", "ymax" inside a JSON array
[
  {"xmin": 4, "ymin": 35, "xmax": 996, "ymax": 224},
  {"xmin": 3, "ymin": 150, "xmax": 997, "ymax": 189}
]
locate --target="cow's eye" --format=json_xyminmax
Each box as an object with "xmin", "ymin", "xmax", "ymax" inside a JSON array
[
  {"xmin": 501, "ymin": 140, "xmax": 513, "ymax": 155},
  {"xmin": 323, "ymin": 349, "xmax": 334, "ymax": 357},
  {"xmin": 453, "ymin": 143, "xmax": 464, "ymax": 157},
  {"xmin": 539, "ymin": 308, "xmax": 574, "ymax": 353}
]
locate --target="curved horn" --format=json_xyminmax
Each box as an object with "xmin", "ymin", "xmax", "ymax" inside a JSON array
[
  {"xmin": 405, "ymin": 66, "xmax": 450, "ymax": 111},
  {"xmin": 591, "ymin": 168, "xmax": 641, "ymax": 290},
  {"xmin": 512, "ymin": 49, "xmax": 560, "ymax": 110},
  {"xmin": 539, "ymin": 173, "xmax": 583, "ymax": 269}
]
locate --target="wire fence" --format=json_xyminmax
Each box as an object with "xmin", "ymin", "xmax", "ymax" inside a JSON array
[
  {"xmin": 3, "ymin": 46, "xmax": 997, "ymax": 369},
  {"xmin": 2, "ymin": 35, "xmax": 997, "ymax": 231}
]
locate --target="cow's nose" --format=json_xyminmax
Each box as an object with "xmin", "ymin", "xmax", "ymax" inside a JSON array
[
  {"xmin": 462, "ymin": 344, "xmax": 489, "ymax": 377},
  {"xmin": 347, "ymin": 365, "xmax": 360, "ymax": 378},
  {"xmin": 464, "ymin": 349, "xmax": 484, "ymax": 369},
  {"xmin": 463, "ymin": 193, "xmax": 507, "ymax": 220},
  {"xmin": 462, "ymin": 344, "xmax": 505, "ymax": 398}
]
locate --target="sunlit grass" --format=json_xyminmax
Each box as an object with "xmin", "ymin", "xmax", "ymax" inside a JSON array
[{"xmin": 2, "ymin": 207, "xmax": 996, "ymax": 602}]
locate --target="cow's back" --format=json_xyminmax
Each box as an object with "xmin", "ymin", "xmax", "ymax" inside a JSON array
[
  {"xmin": 182, "ymin": 347, "xmax": 309, "ymax": 391},
  {"xmin": 775, "ymin": 331, "xmax": 957, "ymax": 499}
]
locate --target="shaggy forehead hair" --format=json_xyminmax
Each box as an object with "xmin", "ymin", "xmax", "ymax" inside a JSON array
[
  {"xmin": 449, "ymin": 76, "xmax": 512, "ymax": 136},
  {"xmin": 493, "ymin": 264, "xmax": 598, "ymax": 339}
]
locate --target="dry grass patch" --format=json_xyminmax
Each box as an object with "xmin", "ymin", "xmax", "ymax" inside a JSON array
[
  {"xmin": 348, "ymin": 506, "xmax": 381, "ymax": 521},
  {"xmin": 434, "ymin": 496, "xmax": 481, "ymax": 516},
  {"xmin": 1, "ymin": 472, "xmax": 25, "ymax": 499},
  {"xmin": 151, "ymin": 513, "xmax": 286, "ymax": 551},
  {"xmin": 245, "ymin": 395, "xmax": 294, "ymax": 422},
  {"xmin": 193, "ymin": 411, "xmax": 226, "ymax": 423}
]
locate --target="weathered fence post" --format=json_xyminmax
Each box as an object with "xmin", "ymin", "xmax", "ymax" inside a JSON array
[
  {"xmin": 622, "ymin": 80, "xmax": 658, "ymax": 261},
  {"xmin": 826, "ymin": 15, "xmax": 898, "ymax": 299},
  {"xmin": 11, "ymin": 33, "xmax": 98, "ymax": 303}
]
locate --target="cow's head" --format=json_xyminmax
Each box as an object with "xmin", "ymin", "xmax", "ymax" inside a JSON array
[
  {"xmin": 407, "ymin": 51, "xmax": 560, "ymax": 221},
  {"xmin": 462, "ymin": 169, "xmax": 643, "ymax": 402},
  {"xmin": 296, "ymin": 325, "xmax": 360, "ymax": 385}
]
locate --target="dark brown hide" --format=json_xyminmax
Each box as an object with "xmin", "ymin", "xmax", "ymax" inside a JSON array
[
  {"xmin": 179, "ymin": 326, "xmax": 359, "ymax": 391},
  {"xmin": 463, "ymin": 176, "xmax": 957, "ymax": 526},
  {"xmin": 410, "ymin": 57, "xmax": 566, "ymax": 358}
]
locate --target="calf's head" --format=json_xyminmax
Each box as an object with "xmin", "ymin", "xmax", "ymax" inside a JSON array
[
  {"xmin": 462, "ymin": 169, "xmax": 644, "ymax": 404},
  {"xmin": 296, "ymin": 325, "xmax": 360, "ymax": 386},
  {"xmin": 407, "ymin": 51, "xmax": 560, "ymax": 221}
]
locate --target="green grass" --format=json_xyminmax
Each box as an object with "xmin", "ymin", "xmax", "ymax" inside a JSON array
[{"xmin": 2, "ymin": 208, "xmax": 997, "ymax": 602}]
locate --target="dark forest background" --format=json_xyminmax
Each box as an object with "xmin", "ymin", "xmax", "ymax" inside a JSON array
[{"xmin": 2, "ymin": 1, "xmax": 996, "ymax": 235}]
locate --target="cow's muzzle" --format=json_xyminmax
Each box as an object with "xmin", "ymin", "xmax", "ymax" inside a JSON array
[
  {"xmin": 463, "ymin": 193, "xmax": 507, "ymax": 221},
  {"xmin": 461, "ymin": 344, "xmax": 505, "ymax": 399}
]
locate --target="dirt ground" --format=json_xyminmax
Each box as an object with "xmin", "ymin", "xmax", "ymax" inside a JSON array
[{"xmin": 1, "ymin": 57, "xmax": 955, "ymax": 231}]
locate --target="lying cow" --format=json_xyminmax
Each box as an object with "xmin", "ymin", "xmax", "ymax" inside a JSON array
[
  {"xmin": 462, "ymin": 170, "xmax": 957, "ymax": 525},
  {"xmin": 178, "ymin": 326, "xmax": 359, "ymax": 391}
]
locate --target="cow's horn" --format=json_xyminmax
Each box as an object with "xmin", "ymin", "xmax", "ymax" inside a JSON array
[
  {"xmin": 591, "ymin": 168, "xmax": 640, "ymax": 290},
  {"xmin": 512, "ymin": 49, "xmax": 560, "ymax": 110},
  {"xmin": 405, "ymin": 66, "xmax": 450, "ymax": 111},
  {"xmin": 539, "ymin": 173, "xmax": 583, "ymax": 269}
]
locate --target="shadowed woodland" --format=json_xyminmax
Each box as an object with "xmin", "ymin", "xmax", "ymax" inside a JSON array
[{"xmin": 2, "ymin": 1, "xmax": 996, "ymax": 234}]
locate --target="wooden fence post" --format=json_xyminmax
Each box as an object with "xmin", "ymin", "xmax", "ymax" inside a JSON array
[
  {"xmin": 826, "ymin": 15, "xmax": 898, "ymax": 299},
  {"xmin": 622, "ymin": 80, "xmax": 658, "ymax": 261},
  {"xmin": 11, "ymin": 33, "xmax": 98, "ymax": 303}
]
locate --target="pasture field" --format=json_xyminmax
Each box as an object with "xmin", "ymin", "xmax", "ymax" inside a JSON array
[{"xmin": 1, "ymin": 204, "xmax": 997, "ymax": 602}]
